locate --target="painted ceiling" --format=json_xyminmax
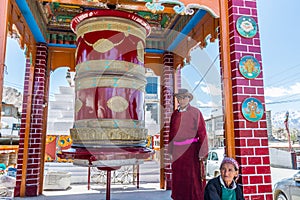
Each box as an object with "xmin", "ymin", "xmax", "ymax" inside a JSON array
[
  {"xmin": 34, "ymin": 1, "xmax": 191, "ymax": 44},
  {"xmin": 8, "ymin": 0, "xmax": 219, "ymax": 68},
  {"xmin": 30, "ymin": 1, "xmax": 218, "ymax": 47}
]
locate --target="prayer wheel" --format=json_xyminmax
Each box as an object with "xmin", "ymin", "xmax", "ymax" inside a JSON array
[{"xmin": 70, "ymin": 10, "xmax": 151, "ymax": 148}]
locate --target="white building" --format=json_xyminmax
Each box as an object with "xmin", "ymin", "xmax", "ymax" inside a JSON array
[{"xmin": 47, "ymin": 86, "xmax": 75, "ymax": 135}]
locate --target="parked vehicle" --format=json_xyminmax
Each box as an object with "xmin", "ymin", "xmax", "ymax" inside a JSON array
[
  {"xmin": 206, "ymin": 148, "xmax": 225, "ymax": 178},
  {"xmin": 273, "ymin": 171, "xmax": 300, "ymax": 200}
]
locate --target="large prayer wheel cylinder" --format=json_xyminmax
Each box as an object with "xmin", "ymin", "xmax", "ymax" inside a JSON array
[{"xmin": 70, "ymin": 10, "xmax": 151, "ymax": 148}]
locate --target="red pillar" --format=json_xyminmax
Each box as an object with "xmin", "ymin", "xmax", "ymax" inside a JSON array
[
  {"xmin": 161, "ymin": 52, "xmax": 175, "ymax": 190},
  {"xmin": 223, "ymin": 1, "xmax": 273, "ymax": 199},
  {"xmin": 14, "ymin": 43, "xmax": 48, "ymax": 197}
]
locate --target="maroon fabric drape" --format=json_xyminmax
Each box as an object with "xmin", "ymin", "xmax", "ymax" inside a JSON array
[{"xmin": 169, "ymin": 105, "xmax": 208, "ymax": 200}]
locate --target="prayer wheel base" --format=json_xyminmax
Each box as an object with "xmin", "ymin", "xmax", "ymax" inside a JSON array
[{"xmin": 57, "ymin": 146, "xmax": 154, "ymax": 165}]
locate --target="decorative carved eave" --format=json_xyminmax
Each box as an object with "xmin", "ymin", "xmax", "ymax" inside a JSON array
[
  {"xmin": 190, "ymin": 14, "xmax": 219, "ymax": 48},
  {"xmin": 38, "ymin": 0, "xmax": 190, "ymax": 14},
  {"xmin": 145, "ymin": 53, "xmax": 163, "ymax": 77},
  {"xmin": 180, "ymin": 0, "xmax": 219, "ymax": 17},
  {"xmin": 8, "ymin": 1, "xmax": 36, "ymax": 64},
  {"xmin": 173, "ymin": 13, "xmax": 219, "ymax": 68}
]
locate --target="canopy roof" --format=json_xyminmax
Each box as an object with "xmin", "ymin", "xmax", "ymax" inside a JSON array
[{"xmin": 8, "ymin": 0, "xmax": 220, "ymax": 68}]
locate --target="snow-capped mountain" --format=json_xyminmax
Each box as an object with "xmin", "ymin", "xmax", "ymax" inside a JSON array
[
  {"xmin": 2, "ymin": 86, "xmax": 23, "ymax": 111},
  {"xmin": 270, "ymin": 110, "xmax": 300, "ymax": 129}
]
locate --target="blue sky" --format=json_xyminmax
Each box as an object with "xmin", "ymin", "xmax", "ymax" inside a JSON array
[
  {"xmin": 257, "ymin": 0, "xmax": 300, "ymax": 114},
  {"xmin": 182, "ymin": 0, "xmax": 300, "ymax": 117},
  {"xmin": 4, "ymin": 0, "xmax": 300, "ymax": 116},
  {"xmin": 4, "ymin": 39, "xmax": 70, "ymax": 100}
]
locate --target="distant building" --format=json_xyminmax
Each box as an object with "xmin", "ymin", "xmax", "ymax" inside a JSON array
[
  {"xmin": 0, "ymin": 102, "xmax": 20, "ymax": 137},
  {"xmin": 205, "ymin": 110, "xmax": 274, "ymax": 148},
  {"xmin": 1, "ymin": 102, "xmax": 19, "ymax": 119},
  {"xmin": 205, "ymin": 115, "xmax": 224, "ymax": 148},
  {"xmin": 47, "ymin": 71, "xmax": 75, "ymax": 136},
  {"xmin": 46, "ymin": 86, "xmax": 75, "ymax": 135},
  {"xmin": 145, "ymin": 68, "xmax": 160, "ymax": 136}
]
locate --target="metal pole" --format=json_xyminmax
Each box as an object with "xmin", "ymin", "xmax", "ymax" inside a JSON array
[
  {"xmin": 136, "ymin": 165, "xmax": 140, "ymax": 189},
  {"xmin": 285, "ymin": 111, "xmax": 292, "ymax": 152},
  {"xmin": 88, "ymin": 166, "xmax": 90, "ymax": 190},
  {"xmin": 106, "ymin": 170, "xmax": 111, "ymax": 200}
]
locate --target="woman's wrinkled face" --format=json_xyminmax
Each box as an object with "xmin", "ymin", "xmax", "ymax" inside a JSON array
[
  {"xmin": 176, "ymin": 95, "xmax": 190, "ymax": 109},
  {"xmin": 220, "ymin": 163, "xmax": 238, "ymax": 186}
]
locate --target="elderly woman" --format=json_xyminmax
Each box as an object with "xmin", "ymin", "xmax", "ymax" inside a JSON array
[{"xmin": 204, "ymin": 157, "xmax": 245, "ymax": 200}]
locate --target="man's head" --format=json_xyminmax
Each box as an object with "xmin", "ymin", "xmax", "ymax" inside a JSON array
[{"xmin": 174, "ymin": 88, "xmax": 193, "ymax": 109}]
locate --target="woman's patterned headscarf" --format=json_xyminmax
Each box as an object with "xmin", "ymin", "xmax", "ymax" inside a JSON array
[{"xmin": 220, "ymin": 157, "xmax": 239, "ymax": 171}]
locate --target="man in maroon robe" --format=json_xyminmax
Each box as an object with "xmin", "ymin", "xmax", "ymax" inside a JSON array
[{"xmin": 168, "ymin": 88, "xmax": 208, "ymax": 200}]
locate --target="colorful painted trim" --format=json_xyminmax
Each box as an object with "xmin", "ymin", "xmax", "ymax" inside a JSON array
[
  {"xmin": 76, "ymin": 18, "xmax": 147, "ymax": 41},
  {"xmin": 71, "ymin": 10, "xmax": 151, "ymax": 36},
  {"xmin": 76, "ymin": 60, "xmax": 145, "ymax": 77},
  {"xmin": 74, "ymin": 119, "xmax": 145, "ymax": 129},
  {"xmin": 75, "ymin": 76, "xmax": 146, "ymax": 91}
]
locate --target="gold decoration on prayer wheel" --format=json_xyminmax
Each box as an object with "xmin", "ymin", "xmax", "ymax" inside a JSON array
[{"xmin": 70, "ymin": 10, "xmax": 151, "ymax": 147}]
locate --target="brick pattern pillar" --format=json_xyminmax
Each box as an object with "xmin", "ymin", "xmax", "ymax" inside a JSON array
[
  {"xmin": 14, "ymin": 43, "xmax": 48, "ymax": 197},
  {"xmin": 226, "ymin": 1, "xmax": 273, "ymax": 199},
  {"xmin": 175, "ymin": 67, "xmax": 181, "ymax": 91},
  {"xmin": 162, "ymin": 52, "xmax": 175, "ymax": 190}
]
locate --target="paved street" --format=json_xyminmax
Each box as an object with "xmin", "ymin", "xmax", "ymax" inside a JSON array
[
  {"xmin": 10, "ymin": 161, "xmax": 299, "ymax": 200},
  {"xmin": 271, "ymin": 166, "xmax": 298, "ymax": 187},
  {"xmin": 14, "ymin": 183, "xmax": 171, "ymax": 200}
]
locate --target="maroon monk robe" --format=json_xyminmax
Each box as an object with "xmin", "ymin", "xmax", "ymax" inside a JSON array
[{"xmin": 168, "ymin": 104, "xmax": 208, "ymax": 200}]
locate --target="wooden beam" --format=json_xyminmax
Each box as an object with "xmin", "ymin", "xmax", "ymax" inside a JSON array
[
  {"xmin": 9, "ymin": 1, "xmax": 36, "ymax": 65},
  {"xmin": 219, "ymin": 0, "xmax": 235, "ymax": 158},
  {"xmin": 173, "ymin": 13, "xmax": 219, "ymax": 67},
  {"xmin": 0, "ymin": 0, "xmax": 9, "ymax": 125},
  {"xmin": 48, "ymin": 47, "xmax": 76, "ymax": 71},
  {"xmin": 145, "ymin": 53, "xmax": 163, "ymax": 76}
]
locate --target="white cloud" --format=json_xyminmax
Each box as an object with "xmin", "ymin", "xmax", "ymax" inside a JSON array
[
  {"xmin": 199, "ymin": 85, "xmax": 209, "ymax": 94},
  {"xmin": 265, "ymin": 82, "xmax": 300, "ymax": 98},
  {"xmin": 265, "ymin": 87, "xmax": 288, "ymax": 97},
  {"xmin": 264, "ymin": 98, "xmax": 273, "ymax": 103},
  {"xmin": 196, "ymin": 100, "xmax": 218, "ymax": 108},
  {"xmin": 202, "ymin": 84, "xmax": 221, "ymax": 96},
  {"xmin": 289, "ymin": 82, "xmax": 300, "ymax": 94},
  {"xmin": 195, "ymin": 82, "xmax": 221, "ymax": 96}
]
